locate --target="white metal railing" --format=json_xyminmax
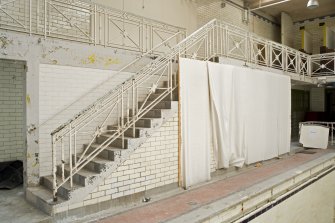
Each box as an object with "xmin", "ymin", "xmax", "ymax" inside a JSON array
[
  {"xmin": 310, "ymin": 52, "xmax": 335, "ymax": 77},
  {"xmin": 37, "ymin": 19, "xmax": 335, "ymax": 200},
  {"xmin": 299, "ymin": 121, "xmax": 335, "ymax": 145},
  {"xmin": 0, "ymin": 0, "xmax": 186, "ymax": 54}
]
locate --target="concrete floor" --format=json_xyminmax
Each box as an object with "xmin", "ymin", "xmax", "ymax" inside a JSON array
[
  {"xmin": 95, "ymin": 148, "xmax": 335, "ymax": 223},
  {"xmin": 0, "ymin": 186, "xmax": 50, "ymax": 223},
  {"xmin": 0, "ymin": 143, "xmax": 333, "ymax": 223}
]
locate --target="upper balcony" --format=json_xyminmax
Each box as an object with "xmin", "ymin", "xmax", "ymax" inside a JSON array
[{"xmin": 0, "ymin": 0, "xmax": 334, "ymax": 82}]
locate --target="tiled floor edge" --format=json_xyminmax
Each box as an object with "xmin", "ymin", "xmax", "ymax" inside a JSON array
[{"xmin": 166, "ymin": 153, "xmax": 335, "ymax": 223}]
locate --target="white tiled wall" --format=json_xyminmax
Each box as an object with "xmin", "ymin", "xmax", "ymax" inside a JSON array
[
  {"xmin": 39, "ymin": 64, "xmax": 133, "ymax": 176},
  {"xmin": 0, "ymin": 59, "xmax": 25, "ymax": 162}
]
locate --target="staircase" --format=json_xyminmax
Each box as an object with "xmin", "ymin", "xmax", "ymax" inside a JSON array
[
  {"xmin": 26, "ymin": 18, "xmax": 335, "ymax": 216},
  {"xmin": 27, "ymin": 81, "xmax": 178, "ymax": 214}
]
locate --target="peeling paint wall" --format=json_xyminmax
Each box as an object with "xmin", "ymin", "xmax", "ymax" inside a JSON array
[{"xmin": 0, "ymin": 30, "xmax": 140, "ymax": 186}]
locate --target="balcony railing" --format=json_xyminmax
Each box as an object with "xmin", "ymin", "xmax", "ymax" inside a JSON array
[{"xmin": 0, "ymin": 0, "xmax": 186, "ymax": 54}]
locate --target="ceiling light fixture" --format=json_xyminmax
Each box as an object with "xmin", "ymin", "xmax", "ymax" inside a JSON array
[
  {"xmin": 307, "ymin": 0, "xmax": 319, "ymax": 9},
  {"xmin": 250, "ymin": 0, "xmax": 290, "ymax": 11}
]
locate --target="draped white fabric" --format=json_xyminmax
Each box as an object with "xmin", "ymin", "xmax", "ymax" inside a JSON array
[
  {"xmin": 179, "ymin": 58, "xmax": 211, "ymax": 188},
  {"xmin": 207, "ymin": 62, "xmax": 291, "ymax": 166},
  {"xmin": 179, "ymin": 58, "xmax": 291, "ymax": 187}
]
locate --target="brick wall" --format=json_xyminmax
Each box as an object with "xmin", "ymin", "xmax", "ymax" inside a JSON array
[
  {"xmin": 0, "ymin": 59, "xmax": 25, "ymax": 162},
  {"xmin": 281, "ymin": 12, "xmax": 294, "ymax": 48},
  {"xmin": 196, "ymin": 0, "xmax": 280, "ymax": 42},
  {"xmin": 54, "ymin": 115, "xmax": 179, "ymax": 211},
  {"xmin": 310, "ymin": 87, "xmax": 325, "ymax": 112}
]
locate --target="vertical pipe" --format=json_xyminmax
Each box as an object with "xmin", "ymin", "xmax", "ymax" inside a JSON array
[
  {"xmin": 52, "ymin": 136, "xmax": 57, "ymax": 201},
  {"xmin": 69, "ymin": 124, "xmax": 73, "ymax": 188}
]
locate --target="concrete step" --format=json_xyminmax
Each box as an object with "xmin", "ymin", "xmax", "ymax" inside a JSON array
[
  {"xmin": 147, "ymin": 93, "xmax": 178, "ymax": 102},
  {"xmin": 128, "ymin": 109, "xmax": 163, "ymax": 119},
  {"xmin": 162, "ymin": 76, "xmax": 179, "ymax": 87},
  {"xmin": 41, "ymin": 175, "xmax": 83, "ymax": 200},
  {"xmin": 72, "ymin": 153, "xmax": 111, "ymax": 173},
  {"xmin": 85, "ymin": 143, "xmax": 122, "ymax": 161},
  {"xmin": 96, "ymin": 135, "xmax": 130, "ymax": 149},
  {"xmin": 56, "ymin": 164, "xmax": 98, "ymax": 187},
  {"xmin": 138, "ymin": 101, "xmax": 173, "ymax": 109},
  {"xmin": 107, "ymin": 125, "xmax": 149, "ymax": 138},
  {"xmin": 26, "ymin": 186, "xmax": 66, "ymax": 215},
  {"xmin": 155, "ymin": 88, "xmax": 178, "ymax": 95}
]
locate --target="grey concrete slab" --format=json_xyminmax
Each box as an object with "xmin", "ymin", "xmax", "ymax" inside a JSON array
[{"xmin": 0, "ymin": 186, "xmax": 50, "ymax": 223}]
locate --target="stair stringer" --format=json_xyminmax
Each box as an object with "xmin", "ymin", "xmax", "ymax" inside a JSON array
[{"xmin": 48, "ymin": 101, "xmax": 178, "ymax": 214}]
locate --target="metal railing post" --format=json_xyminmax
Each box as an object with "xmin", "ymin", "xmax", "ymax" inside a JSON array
[
  {"xmin": 69, "ymin": 124, "xmax": 73, "ymax": 188},
  {"xmin": 121, "ymin": 84, "xmax": 124, "ymax": 149},
  {"xmin": 132, "ymin": 79, "xmax": 136, "ymax": 137},
  {"xmin": 52, "ymin": 135, "xmax": 57, "ymax": 201}
]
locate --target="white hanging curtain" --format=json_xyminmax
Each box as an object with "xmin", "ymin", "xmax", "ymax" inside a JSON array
[
  {"xmin": 179, "ymin": 58, "xmax": 211, "ymax": 188},
  {"xmin": 179, "ymin": 58, "xmax": 291, "ymax": 187},
  {"xmin": 207, "ymin": 62, "xmax": 291, "ymax": 166}
]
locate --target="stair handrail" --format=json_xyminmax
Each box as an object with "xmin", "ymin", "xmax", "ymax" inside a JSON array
[
  {"xmin": 51, "ymin": 19, "xmax": 218, "ymax": 137},
  {"xmin": 50, "ymin": 19, "xmax": 218, "ymax": 200},
  {"xmin": 50, "ymin": 18, "xmax": 335, "ymax": 201}
]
